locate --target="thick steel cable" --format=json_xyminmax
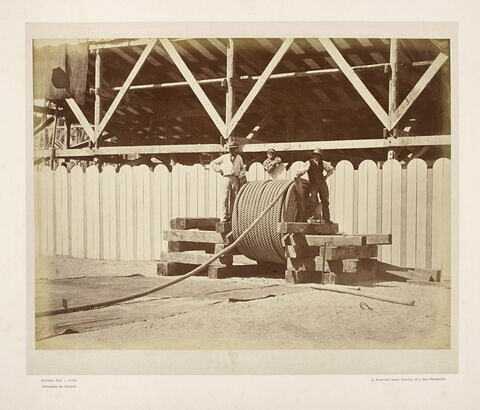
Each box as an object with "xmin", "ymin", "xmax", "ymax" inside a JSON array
[
  {"xmin": 231, "ymin": 180, "xmax": 300, "ymax": 264},
  {"xmin": 35, "ymin": 182, "xmax": 292, "ymax": 318}
]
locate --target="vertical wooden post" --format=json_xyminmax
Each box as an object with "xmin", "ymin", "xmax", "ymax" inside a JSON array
[
  {"xmin": 286, "ymin": 104, "xmax": 295, "ymax": 141},
  {"xmin": 66, "ymin": 118, "xmax": 71, "ymax": 149},
  {"xmin": 94, "ymin": 49, "xmax": 102, "ymax": 147},
  {"xmin": 225, "ymin": 38, "xmax": 235, "ymax": 144},
  {"xmin": 388, "ymin": 39, "xmax": 399, "ymax": 119},
  {"xmin": 387, "ymin": 38, "xmax": 400, "ymax": 159}
]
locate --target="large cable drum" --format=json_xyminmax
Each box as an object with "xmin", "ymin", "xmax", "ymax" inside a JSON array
[{"xmin": 231, "ymin": 179, "xmax": 303, "ymax": 264}]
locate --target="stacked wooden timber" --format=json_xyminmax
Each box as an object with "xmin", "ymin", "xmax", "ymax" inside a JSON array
[
  {"xmin": 160, "ymin": 217, "xmax": 287, "ymax": 279},
  {"xmin": 278, "ymin": 222, "xmax": 392, "ymax": 284}
]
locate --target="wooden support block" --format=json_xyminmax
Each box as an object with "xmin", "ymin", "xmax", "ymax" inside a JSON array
[
  {"xmin": 342, "ymin": 258, "xmax": 377, "ymax": 273},
  {"xmin": 168, "ymin": 241, "xmax": 215, "ymax": 253},
  {"xmin": 285, "ymin": 270, "xmax": 323, "ymax": 284},
  {"xmin": 215, "ymin": 222, "xmax": 232, "ymax": 234},
  {"xmin": 363, "ymin": 234, "xmax": 392, "ymax": 245},
  {"xmin": 170, "ymin": 217, "xmax": 219, "ymax": 230},
  {"xmin": 386, "ymin": 268, "xmax": 440, "ymax": 282},
  {"xmin": 320, "ymin": 245, "xmax": 378, "ymax": 260},
  {"xmin": 208, "ymin": 263, "xmax": 284, "ymax": 279},
  {"xmin": 322, "ymin": 272, "xmax": 336, "ymax": 285},
  {"xmin": 335, "ymin": 270, "xmax": 376, "ymax": 285},
  {"xmin": 406, "ymin": 280, "xmax": 450, "ymax": 288},
  {"xmin": 407, "ymin": 268, "xmax": 441, "ymax": 282},
  {"xmin": 284, "ymin": 233, "xmax": 365, "ymax": 247},
  {"xmin": 285, "ymin": 245, "xmax": 320, "ymax": 259},
  {"xmin": 287, "ymin": 257, "xmax": 324, "ymax": 272},
  {"xmin": 157, "ymin": 262, "xmax": 201, "ymax": 276},
  {"xmin": 277, "ymin": 222, "xmax": 339, "ymax": 234},
  {"xmin": 161, "ymin": 251, "xmax": 233, "ymax": 266},
  {"xmin": 164, "ymin": 229, "xmax": 225, "ymax": 243}
]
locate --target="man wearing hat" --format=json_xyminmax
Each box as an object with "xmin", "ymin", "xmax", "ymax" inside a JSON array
[
  {"xmin": 263, "ymin": 148, "xmax": 283, "ymax": 179},
  {"xmin": 296, "ymin": 148, "xmax": 334, "ymax": 223},
  {"xmin": 210, "ymin": 144, "xmax": 246, "ymax": 222}
]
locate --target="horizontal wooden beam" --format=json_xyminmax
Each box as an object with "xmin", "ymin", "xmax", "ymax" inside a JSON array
[
  {"xmin": 285, "ymin": 234, "xmax": 366, "ymax": 247},
  {"xmin": 33, "ymin": 135, "xmax": 451, "ymax": 158},
  {"xmin": 164, "ymin": 229, "xmax": 225, "ymax": 244},
  {"xmin": 89, "ymin": 38, "xmax": 189, "ymax": 51},
  {"xmin": 108, "ymin": 60, "xmax": 433, "ymax": 93}
]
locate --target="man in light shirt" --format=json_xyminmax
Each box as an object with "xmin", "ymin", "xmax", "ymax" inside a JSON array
[
  {"xmin": 296, "ymin": 148, "xmax": 334, "ymax": 223},
  {"xmin": 210, "ymin": 144, "xmax": 246, "ymax": 222},
  {"xmin": 263, "ymin": 148, "xmax": 283, "ymax": 179}
]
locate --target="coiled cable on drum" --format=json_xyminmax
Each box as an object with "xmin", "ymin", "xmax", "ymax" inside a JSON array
[{"xmin": 231, "ymin": 179, "xmax": 300, "ymax": 264}]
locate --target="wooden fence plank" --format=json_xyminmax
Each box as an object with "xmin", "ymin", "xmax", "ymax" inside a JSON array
[
  {"xmin": 391, "ymin": 160, "xmax": 402, "ymax": 266},
  {"xmin": 406, "ymin": 160, "xmax": 418, "ymax": 267},
  {"xmin": 334, "ymin": 160, "xmax": 354, "ymax": 233},
  {"xmin": 133, "ymin": 165, "xmax": 151, "ymax": 260},
  {"xmin": 357, "ymin": 160, "xmax": 377, "ymax": 234},
  {"xmin": 442, "ymin": 159, "xmax": 451, "ymax": 279},
  {"xmin": 414, "ymin": 159, "xmax": 428, "ymax": 268},
  {"xmin": 118, "ymin": 165, "xmax": 134, "ymax": 260},
  {"xmin": 286, "ymin": 161, "xmax": 307, "ymax": 180},
  {"xmin": 426, "ymin": 167, "xmax": 434, "ymax": 268},
  {"xmin": 45, "ymin": 167, "xmax": 55, "ymax": 256},
  {"xmin": 432, "ymin": 158, "xmax": 451, "ymax": 279},
  {"xmin": 85, "ymin": 166, "xmax": 100, "ymax": 259},
  {"xmin": 381, "ymin": 159, "xmax": 401, "ymax": 263},
  {"xmin": 70, "ymin": 166, "xmax": 85, "ymax": 258},
  {"xmin": 54, "ymin": 166, "xmax": 69, "ymax": 255},
  {"xmin": 38, "ymin": 166, "xmax": 48, "ymax": 256},
  {"xmin": 101, "ymin": 165, "xmax": 117, "ymax": 259},
  {"xmin": 34, "ymin": 166, "xmax": 41, "ymax": 256},
  {"xmin": 152, "ymin": 164, "xmax": 171, "ymax": 258}
]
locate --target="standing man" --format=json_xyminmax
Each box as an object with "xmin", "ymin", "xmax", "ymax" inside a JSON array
[
  {"xmin": 210, "ymin": 144, "xmax": 246, "ymax": 222},
  {"xmin": 263, "ymin": 148, "xmax": 283, "ymax": 179},
  {"xmin": 296, "ymin": 148, "xmax": 334, "ymax": 223}
]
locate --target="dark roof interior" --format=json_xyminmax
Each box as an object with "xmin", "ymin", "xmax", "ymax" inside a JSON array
[{"xmin": 80, "ymin": 38, "xmax": 449, "ymax": 146}]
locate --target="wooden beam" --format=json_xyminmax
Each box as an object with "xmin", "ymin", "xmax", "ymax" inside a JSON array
[
  {"xmin": 33, "ymin": 135, "xmax": 451, "ymax": 158},
  {"xmin": 319, "ymin": 38, "xmax": 391, "ymax": 130},
  {"xmin": 106, "ymin": 60, "xmax": 434, "ymax": 92},
  {"xmin": 163, "ymin": 229, "xmax": 225, "ymax": 244},
  {"xmin": 245, "ymin": 109, "xmax": 277, "ymax": 140},
  {"xmin": 225, "ymin": 38, "xmax": 236, "ymax": 140},
  {"xmin": 390, "ymin": 52, "xmax": 449, "ymax": 129},
  {"xmin": 159, "ymin": 38, "xmax": 227, "ymax": 138},
  {"xmin": 97, "ymin": 39, "xmax": 157, "ymax": 137},
  {"xmin": 227, "ymin": 38, "xmax": 294, "ymax": 139},
  {"xmin": 33, "ymin": 117, "xmax": 54, "ymax": 136},
  {"xmin": 388, "ymin": 39, "xmax": 400, "ymax": 124},
  {"xmin": 94, "ymin": 49, "xmax": 102, "ymax": 143},
  {"xmin": 65, "ymin": 98, "xmax": 95, "ymax": 142},
  {"xmin": 285, "ymin": 234, "xmax": 366, "ymax": 247},
  {"xmin": 170, "ymin": 217, "xmax": 219, "ymax": 230}
]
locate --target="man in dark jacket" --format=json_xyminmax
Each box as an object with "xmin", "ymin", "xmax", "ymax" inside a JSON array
[{"xmin": 296, "ymin": 148, "xmax": 334, "ymax": 223}]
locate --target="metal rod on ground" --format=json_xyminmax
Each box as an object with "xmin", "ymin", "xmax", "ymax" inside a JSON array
[
  {"xmin": 310, "ymin": 285, "xmax": 415, "ymax": 306},
  {"xmin": 36, "ymin": 182, "xmax": 292, "ymax": 318}
]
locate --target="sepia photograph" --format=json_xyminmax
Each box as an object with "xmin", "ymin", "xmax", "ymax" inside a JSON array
[{"xmin": 28, "ymin": 23, "xmax": 455, "ymax": 375}]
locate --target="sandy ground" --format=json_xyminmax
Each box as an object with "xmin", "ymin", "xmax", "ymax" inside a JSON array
[{"xmin": 35, "ymin": 275, "xmax": 450, "ymax": 350}]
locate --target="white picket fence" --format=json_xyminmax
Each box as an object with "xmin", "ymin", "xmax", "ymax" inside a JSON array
[{"xmin": 35, "ymin": 158, "xmax": 451, "ymax": 278}]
